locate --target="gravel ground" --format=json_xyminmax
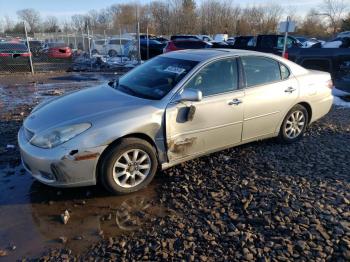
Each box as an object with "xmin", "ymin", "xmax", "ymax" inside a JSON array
[
  {"xmin": 37, "ymin": 106, "xmax": 350, "ymax": 261},
  {"xmin": 0, "ymin": 80, "xmax": 349, "ymax": 261}
]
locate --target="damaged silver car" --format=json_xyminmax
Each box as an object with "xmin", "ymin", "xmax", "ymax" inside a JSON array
[{"xmin": 18, "ymin": 49, "xmax": 333, "ymax": 194}]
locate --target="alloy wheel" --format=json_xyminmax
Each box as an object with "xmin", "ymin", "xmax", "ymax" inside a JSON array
[
  {"xmin": 284, "ymin": 110, "xmax": 305, "ymax": 139},
  {"xmin": 113, "ymin": 149, "xmax": 151, "ymax": 188}
]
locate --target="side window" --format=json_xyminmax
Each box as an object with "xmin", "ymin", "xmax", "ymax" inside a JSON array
[
  {"xmin": 280, "ymin": 64, "xmax": 290, "ymax": 80},
  {"xmin": 277, "ymin": 37, "xmax": 294, "ymax": 49},
  {"xmin": 241, "ymin": 56, "xmax": 281, "ymax": 87},
  {"xmin": 185, "ymin": 59, "xmax": 238, "ymax": 96}
]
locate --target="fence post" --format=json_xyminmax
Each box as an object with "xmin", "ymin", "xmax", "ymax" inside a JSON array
[
  {"xmin": 119, "ymin": 28, "xmax": 122, "ymax": 63},
  {"xmin": 82, "ymin": 31, "xmax": 85, "ymax": 51},
  {"xmin": 136, "ymin": 22, "xmax": 141, "ymax": 64},
  {"xmin": 24, "ymin": 22, "xmax": 34, "ymax": 75},
  {"xmin": 146, "ymin": 26, "xmax": 149, "ymax": 60}
]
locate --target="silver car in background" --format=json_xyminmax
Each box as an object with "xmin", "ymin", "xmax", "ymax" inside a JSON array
[{"xmin": 18, "ymin": 49, "xmax": 333, "ymax": 194}]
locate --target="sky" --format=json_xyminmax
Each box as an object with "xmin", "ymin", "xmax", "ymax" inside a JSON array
[{"xmin": 0, "ymin": 0, "xmax": 332, "ymax": 22}]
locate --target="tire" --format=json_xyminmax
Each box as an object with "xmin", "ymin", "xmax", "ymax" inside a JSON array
[
  {"xmin": 100, "ymin": 138, "xmax": 158, "ymax": 195},
  {"xmin": 108, "ymin": 49, "xmax": 117, "ymax": 57},
  {"xmin": 91, "ymin": 49, "xmax": 98, "ymax": 55},
  {"xmin": 279, "ymin": 104, "xmax": 309, "ymax": 143}
]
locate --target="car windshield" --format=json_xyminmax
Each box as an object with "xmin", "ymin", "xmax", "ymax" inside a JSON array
[{"xmin": 116, "ymin": 56, "xmax": 198, "ymax": 100}]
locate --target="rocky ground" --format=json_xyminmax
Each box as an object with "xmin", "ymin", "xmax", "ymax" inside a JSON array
[
  {"xmin": 0, "ymin": 78, "xmax": 349, "ymax": 261},
  {"xmin": 84, "ymin": 107, "xmax": 350, "ymax": 262}
]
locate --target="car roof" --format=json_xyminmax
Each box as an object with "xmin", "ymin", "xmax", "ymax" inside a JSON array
[{"xmin": 162, "ymin": 49, "xmax": 269, "ymax": 62}]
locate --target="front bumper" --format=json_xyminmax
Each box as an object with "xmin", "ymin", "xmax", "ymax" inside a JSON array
[{"xmin": 18, "ymin": 126, "xmax": 107, "ymax": 188}]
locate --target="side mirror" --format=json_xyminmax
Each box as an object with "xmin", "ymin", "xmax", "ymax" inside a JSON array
[{"xmin": 173, "ymin": 88, "xmax": 202, "ymax": 103}]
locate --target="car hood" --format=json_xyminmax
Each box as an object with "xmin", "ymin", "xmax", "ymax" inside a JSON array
[{"xmin": 24, "ymin": 85, "xmax": 151, "ymax": 133}]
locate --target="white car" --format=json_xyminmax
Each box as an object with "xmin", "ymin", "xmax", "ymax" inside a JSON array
[
  {"xmin": 214, "ymin": 34, "xmax": 228, "ymax": 42},
  {"xmin": 91, "ymin": 39, "xmax": 107, "ymax": 55},
  {"xmin": 106, "ymin": 38, "xmax": 135, "ymax": 57}
]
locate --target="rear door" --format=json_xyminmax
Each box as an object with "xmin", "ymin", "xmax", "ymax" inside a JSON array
[
  {"xmin": 165, "ymin": 58, "xmax": 244, "ymax": 161},
  {"xmin": 240, "ymin": 56, "xmax": 299, "ymax": 141}
]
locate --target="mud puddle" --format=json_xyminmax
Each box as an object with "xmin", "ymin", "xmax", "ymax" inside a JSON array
[
  {"xmin": 0, "ymin": 80, "xmax": 105, "ymax": 120},
  {"xmin": 0, "ymin": 163, "xmax": 166, "ymax": 260}
]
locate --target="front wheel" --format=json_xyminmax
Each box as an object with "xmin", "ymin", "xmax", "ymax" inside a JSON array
[
  {"xmin": 279, "ymin": 104, "xmax": 308, "ymax": 143},
  {"xmin": 100, "ymin": 138, "xmax": 158, "ymax": 194}
]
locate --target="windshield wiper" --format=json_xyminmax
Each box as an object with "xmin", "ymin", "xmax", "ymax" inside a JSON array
[{"xmin": 118, "ymin": 84, "xmax": 139, "ymax": 97}]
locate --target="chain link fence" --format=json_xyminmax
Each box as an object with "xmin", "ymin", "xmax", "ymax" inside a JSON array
[{"xmin": 0, "ymin": 24, "xmax": 161, "ymax": 74}]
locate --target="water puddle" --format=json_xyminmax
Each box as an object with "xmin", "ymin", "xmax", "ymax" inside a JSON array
[
  {"xmin": 0, "ymin": 164, "xmax": 166, "ymax": 260},
  {"xmin": 0, "ymin": 80, "xmax": 104, "ymax": 120}
]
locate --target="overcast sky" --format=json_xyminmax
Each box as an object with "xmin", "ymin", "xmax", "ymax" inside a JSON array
[{"xmin": 0, "ymin": 0, "xmax": 339, "ymax": 21}]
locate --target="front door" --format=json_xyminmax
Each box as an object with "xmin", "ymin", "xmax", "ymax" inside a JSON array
[{"xmin": 165, "ymin": 58, "xmax": 244, "ymax": 162}]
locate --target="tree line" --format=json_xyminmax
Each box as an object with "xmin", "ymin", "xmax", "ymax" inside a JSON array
[{"xmin": 0, "ymin": 0, "xmax": 349, "ymax": 38}]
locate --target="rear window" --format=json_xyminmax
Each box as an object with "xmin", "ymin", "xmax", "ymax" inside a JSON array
[{"xmin": 0, "ymin": 43, "xmax": 28, "ymax": 52}]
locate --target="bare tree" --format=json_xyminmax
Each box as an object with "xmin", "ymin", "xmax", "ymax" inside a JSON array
[
  {"xmin": 44, "ymin": 16, "xmax": 60, "ymax": 32},
  {"xmin": 296, "ymin": 9, "xmax": 329, "ymax": 37},
  {"xmin": 16, "ymin": 8, "xmax": 41, "ymax": 32},
  {"xmin": 3, "ymin": 15, "xmax": 15, "ymax": 33},
  {"xmin": 319, "ymin": 0, "xmax": 347, "ymax": 34}
]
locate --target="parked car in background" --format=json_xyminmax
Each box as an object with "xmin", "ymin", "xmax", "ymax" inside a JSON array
[
  {"xmin": 231, "ymin": 36, "xmax": 256, "ymax": 49},
  {"xmin": 139, "ymin": 38, "xmax": 166, "ymax": 60},
  {"xmin": 322, "ymin": 37, "xmax": 350, "ymax": 48},
  {"xmin": 198, "ymin": 35, "xmax": 213, "ymax": 42},
  {"xmin": 294, "ymin": 36, "xmax": 321, "ymax": 48},
  {"xmin": 164, "ymin": 39, "xmax": 212, "ymax": 53},
  {"xmin": 170, "ymin": 35, "xmax": 201, "ymax": 41},
  {"xmin": 106, "ymin": 38, "xmax": 134, "ymax": 57},
  {"xmin": 44, "ymin": 42, "xmax": 72, "ymax": 59},
  {"xmin": 154, "ymin": 36, "xmax": 169, "ymax": 44},
  {"xmin": 287, "ymin": 47, "xmax": 350, "ymax": 93},
  {"xmin": 26, "ymin": 40, "xmax": 44, "ymax": 57},
  {"xmin": 226, "ymin": 37, "xmax": 236, "ymax": 45},
  {"xmin": 214, "ymin": 34, "xmax": 228, "ymax": 42},
  {"xmin": 18, "ymin": 49, "xmax": 333, "ymax": 194},
  {"xmin": 232, "ymin": 35, "xmax": 302, "ymax": 57},
  {"xmin": 91, "ymin": 39, "xmax": 107, "ymax": 55},
  {"xmin": 0, "ymin": 42, "xmax": 31, "ymax": 70}
]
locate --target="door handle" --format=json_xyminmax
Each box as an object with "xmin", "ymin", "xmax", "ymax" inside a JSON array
[
  {"xmin": 285, "ymin": 87, "xmax": 296, "ymax": 93},
  {"xmin": 228, "ymin": 98, "xmax": 242, "ymax": 106}
]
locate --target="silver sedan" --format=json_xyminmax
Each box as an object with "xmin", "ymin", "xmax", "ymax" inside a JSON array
[{"xmin": 18, "ymin": 49, "xmax": 333, "ymax": 194}]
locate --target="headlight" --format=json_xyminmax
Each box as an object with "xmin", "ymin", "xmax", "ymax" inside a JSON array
[{"xmin": 30, "ymin": 123, "xmax": 91, "ymax": 149}]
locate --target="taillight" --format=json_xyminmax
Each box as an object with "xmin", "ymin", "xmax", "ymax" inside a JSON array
[
  {"xmin": 283, "ymin": 52, "xmax": 289, "ymax": 59},
  {"xmin": 0, "ymin": 53, "xmax": 10, "ymax": 57},
  {"xmin": 326, "ymin": 79, "xmax": 333, "ymax": 89}
]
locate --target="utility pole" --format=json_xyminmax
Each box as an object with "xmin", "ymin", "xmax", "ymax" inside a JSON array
[{"xmin": 24, "ymin": 22, "xmax": 34, "ymax": 75}]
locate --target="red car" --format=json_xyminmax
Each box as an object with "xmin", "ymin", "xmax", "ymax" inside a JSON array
[
  {"xmin": 164, "ymin": 40, "xmax": 212, "ymax": 53},
  {"xmin": 46, "ymin": 42, "xmax": 72, "ymax": 59}
]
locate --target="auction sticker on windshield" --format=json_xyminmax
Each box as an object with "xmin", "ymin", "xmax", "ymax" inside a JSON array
[{"xmin": 164, "ymin": 66, "xmax": 186, "ymax": 75}]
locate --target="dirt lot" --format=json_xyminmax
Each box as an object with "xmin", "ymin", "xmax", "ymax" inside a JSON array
[{"xmin": 0, "ymin": 74, "xmax": 349, "ymax": 261}]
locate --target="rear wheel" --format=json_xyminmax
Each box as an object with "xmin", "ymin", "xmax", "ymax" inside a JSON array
[
  {"xmin": 100, "ymin": 138, "xmax": 158, "ymax": 194},
  {"xmin": 108, "ymin": 49, "xmax": 117, "ymax": 57},
  {"xmin": 279, "ymin": 104, "xmax": 308, "ymax": 143}
]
